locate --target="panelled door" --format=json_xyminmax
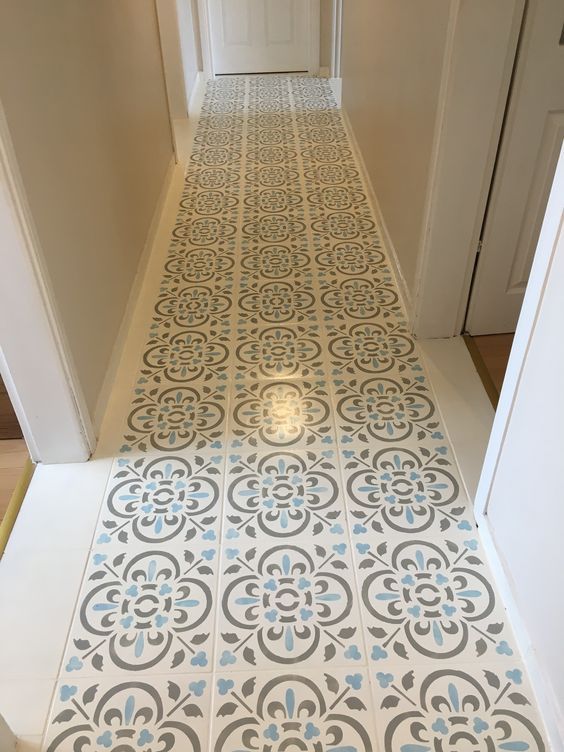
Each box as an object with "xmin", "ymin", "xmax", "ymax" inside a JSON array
[
  {"xmin": 208, "ymin": 0, "xmax": 312, "ymax": 75},
  {"xmin": 466, "ymin": 0, "xmax": 564, "ymax": 334}
]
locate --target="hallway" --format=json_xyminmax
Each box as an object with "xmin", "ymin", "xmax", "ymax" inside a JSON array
[{"xmin": 25, "ymin": 76, "xmax": 547, "ymax": 750}]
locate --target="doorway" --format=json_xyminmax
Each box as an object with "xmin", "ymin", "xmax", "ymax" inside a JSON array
[
  {"xmin": 0, "ymin": 376, "xmax": 27, "ymax": 522},
  {"xmin": 204, "ymin": 0, "xmax": 320, "ymax": 75},
  {"xmin": 464, "ymin": 0, "xmax": 564, "ymax": 401}
]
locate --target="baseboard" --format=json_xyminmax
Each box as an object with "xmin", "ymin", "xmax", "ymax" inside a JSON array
[
  {"xmin": 93, "ymin": 154, "xmax": 176, "ymax": 432},
  {"xmin": 340, "ymin": 108, "xmax": 413, "ymax": 321},
  {"xmin": 319, "ymin": 66, "xmax": 330, "ymax": 79},
  {"xmin": 476, "ymin": 512, "xmax": 563, "ymax": 752}
]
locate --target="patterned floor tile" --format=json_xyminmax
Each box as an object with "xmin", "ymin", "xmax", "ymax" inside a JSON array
[
  {"xmin": 339, "ymin": 443, "xmax": 471, "ymax": 538},
  {"xmin": 94, "ymin": 453, "xmax": 224, "ymax": 548},
  {"xmin": 353, "ymin": 533, "xmax": 517, "ymax": 666},
  {"xmin": 139, "ymin": 321, "xmax": 231, "ymax": 386},
  {"xmin": 61, "ymin": 544, "xmax": 218, "ymax": 676},
  {"xmin": 43, "ymin": 676, "xmax": 211, "ymax": 752},
  {"xmin": 184, "ymin": 165, "xmax": 242, "ymax": 193},
  {"xmin": 211, "ymin": 669, "xmax": 377, "ymax": 752},
  {"xmin": 162, "ymin": 244, "xmax": 236, "ymax": 287},
  {"xmin": 229, "ymin": 379, "xmax": 335, "ymax": 450},
  {"xmin": 223, "ymin": 448, "xmax": 345, "ymax": 541},
  {"xmin": 319, "ymin": 270, "xmax": 403, "ymax": 324},
  {"xmin": 369, "ymin": 663, "xmax": 547, "ymax": 752},
  {"xmin": 332, "ymin": 372, "xmax": 441, "ymax": 446},
  {"xmin": 121, "ymin": 381, "xmax": 228, "ymax": 453},
  {"xmin": 153, "ymin": 280, "xmax": 234, "ymax": 331},
  {"xmin": 325, "ymin": 320, "xmax": 419, "ymax": 378},
  {"xmin": 215, "ymin": 536, "xmax": 364, "ymax": 669},
  {"xmin": 313, "ymin": 238, "xmax": 388, "ymax": 277},
  {"xmin": 237, "ymin": 273, "xmax": 319, "ymax": 326},
  {"xmin": 234, "ymin": 323, "xmax": 325, "ymax": 380},
  {"xmin": 239, "ymin": 241, "xmax": 312, "ymax": 279},
  {"xmin": 244, "ymin": 163, "xmax": 301, "ymax": 190}
]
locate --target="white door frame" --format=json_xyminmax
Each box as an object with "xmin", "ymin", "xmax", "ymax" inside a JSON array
[
  {"xmin": 198, "ymin": 0, "xmax": 321, "ymax": 77},
  {"xmin": 411, "ymin": 0, "xmax": 526, "ymax": 339},
  {"xmin": 0, "ymin": 103, "xmax": 94, "ymax": 464},
  {"xmin": 330, "ymin": 0, "xmax": 343, "ymax": 79}
]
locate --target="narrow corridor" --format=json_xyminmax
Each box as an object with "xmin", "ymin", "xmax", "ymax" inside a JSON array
[{"xmin": 41, "ymin": 77, "xmax": 547, "ymax": 751}]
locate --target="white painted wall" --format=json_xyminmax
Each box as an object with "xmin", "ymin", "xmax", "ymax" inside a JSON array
[
  {"xmin": 341, "ymin": 0, "xmax": 451, "ymax": 300},
  {"xmin": 319, "ymin": 0, "xmax": 333, "ymax": 69},
  {"xmin": 477, "ymin": 146, "xmax": 564, "ymax": 750},
  {"xmin": 177, "ymin": 0, "xmax": 202, "ymax": 105},
  {"xmin": 0, "ymin": 714, "xmax": 15, "ymax": 752},
  {"xmin": 0, "ymin": 1, "xmax": 173, "ymax": 421}
]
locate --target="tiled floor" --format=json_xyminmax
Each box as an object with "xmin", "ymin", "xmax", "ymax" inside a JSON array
[{"xmin": 40, "ymin": 77, "xmax": 547, "ymax": 751}]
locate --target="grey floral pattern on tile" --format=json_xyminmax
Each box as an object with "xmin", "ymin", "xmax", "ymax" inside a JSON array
[
  {"xmin": 355, "ymin": 538, "xmax": 514, "ymax": 663},
  {"xmin": 177, "ymin": 187, "xmax": 239, "ymax": 216},
  {"xmin": 235, "ymin": 324, "xmax": 324, "ymax": 380},
  {"xmin": 122, "ymin": 383, "xmax": 226, "ymax": 453},
  {"xmin": 245, "ymin": 164, "xmax": 301, "ymax": 188},
  {"xmin": 342, "ymin": 446, "xmax": 468, "ymax": 535},
  {"xmin": 64, "ymin": 548, "xmax": 216, "ymax": 673},
  {"xmin": 225, "ymin": 449, "xmax": 343, "ymax": 539},
  {"xmin": 238, "ymin": 277, "xmax": 317, "ymax": 325},
  {"xmin": 154, "ymin": 284, "xmax": 233, "ymax": 329},
  {"xmin": 243, "ymin": 188, "xmax": 303, "ymax": 214},
  {"xmin": 335, "ymin": 376, "xmax": 439, "ymax": 444},
  {"xmin": 217, "ymin": 541, "xmax": 361, "ymax": 667},
  {"xmin": 231, "ymin": 380, "xmax": 334, "ymax": 448},
  {"xmin": 163, "ymin": 246, "xmax": 236, "ymax": 286},
  {"xmin": 240, "ymin": 243, "xmax": 311, "ymax": 278},
  {"xmin": 307, "ymin": 184, "xmax": 367, "ymax": 213},
  {"xmin": 172, "ymin": 216, "xmax": 238, "ymax": 245},
  {"xmin": 320, "ymin": 275, "xmax": 401, "ymax": 322},
  {"xmin": 213, "ymin": 671, "xmax": 375, "ymax": 752},
  {"xmin": 374, "ymin": 666, "xmax": 546, "ymax": 752},
  {"xmin": 184, "ymin": 165, "xmax": 241, "ymax": 191},
  {"xmin": 96, "ymin": 455, "xmax": 223, "ymax": 546},
  {"xmin": 314, "ymin": 240, "xmax": 387, "ymax": 276},
  {"xmin": 327, "ymin": 321, "xmax": 419, "ymax": 376},
  {"xmin": 311, "ymin": 212, "xmax": 377, "ymax": 242},
  {"xmin": 140, "ymin": 325, "xmax": 230, "ymax": 384},
  {"xmin": 45, "ymin": 678, "xmax": 210, "ymax": 752}
]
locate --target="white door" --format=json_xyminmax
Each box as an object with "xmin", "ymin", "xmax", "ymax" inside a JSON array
[
  {"xmin": 208, "ymin": 0, "xmax": 314, "ymax": 75},
  {"xmin": 466, "ymin": 0, "xmax": 564, "ymax": 334}
]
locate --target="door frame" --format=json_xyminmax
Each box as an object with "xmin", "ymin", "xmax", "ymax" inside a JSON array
[
  {"xmin": 0, "ymin": 102, "xmax": 94, "ymax": 464},
  {"xmin": 198, "ymin": 0, "xmax": 321, "ymax": 77},
  {"xmin": 410, "ymin": 0, "xmax": 526, "ymax": 339}
]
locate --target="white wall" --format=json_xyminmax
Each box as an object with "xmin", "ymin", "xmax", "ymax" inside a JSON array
[
  {"xmin": 341, "ymin": 0, "xmax": 451, "ymax": 298},
  {"xmin": 0, "ymin": 1, "xmax": 173, "ymax": 420},
  {"xmin": 0, "ymin": 714, "xmax": 15, "ymax": 752},
  {"xmin": 177, "ymin": 0, "xmax": 202, "ymax": 104},
  {"xmin": 320, "ymin": 0, "xmax": 333, "ymax": 70},
  {"xmin": 479, "ymin": 147, "xmax": 564, "ymax": 749}
]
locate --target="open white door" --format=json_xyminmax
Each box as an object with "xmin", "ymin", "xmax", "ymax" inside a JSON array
[
  {"xmin": 466, "ymin": 0, "xmax": 564, "ymax": 334},
  {"xmin": 208, "ymin": 0, "xmax": 318, "ymax": 75},
  {"xmin": 474, "ymin": 144, "xmax": 564, "ymax": 752}
]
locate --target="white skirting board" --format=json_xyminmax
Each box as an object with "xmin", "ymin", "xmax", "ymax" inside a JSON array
[
  {"xmin": 93, "ymin": 154, "xmax": 176, "ymax": 432},
  {"xmin": 340, "ymin": 108, "xmax": 413, "ymax": 323}
]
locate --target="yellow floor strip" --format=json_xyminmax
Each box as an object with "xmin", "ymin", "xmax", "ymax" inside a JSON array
[{"xmin": 0, "ymin": 457, "xmax": 34, "ymax": 557}]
